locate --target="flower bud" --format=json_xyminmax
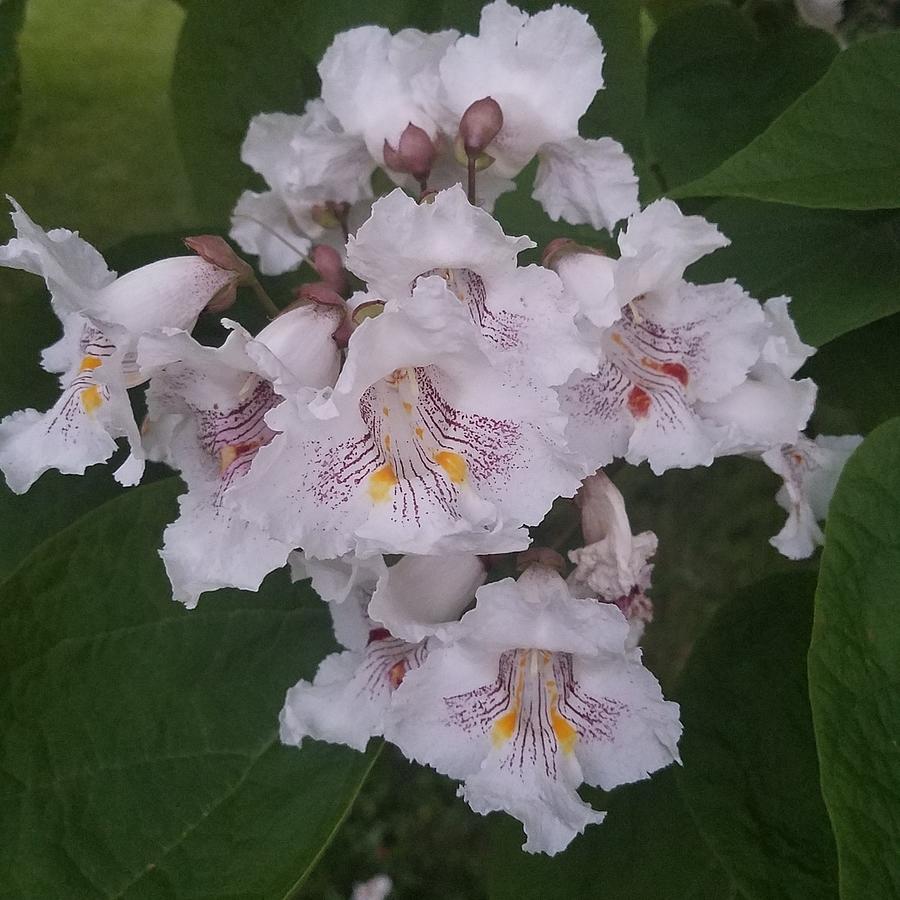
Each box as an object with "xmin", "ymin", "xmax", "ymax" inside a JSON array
[
  {"xmin": 293, "ymin": 281, "xmax": 352, "ymax": 347},
  {"xmin": 184, "ymin": 235, "xmax": 254, "ymax": 284},
  {"xmin": 453, "ymin": 134, "xmax": 495, "ymax": 171},
  {"xmin": 310, "ymin": 244, "xmax": 348, "ymax": 295},
  {"xmin": 515, "ymin": 547, "xmax": 566, "ymax": 574},
  {"xmin": 382, "ymin": 123, "xmax": 437, "ymax": 181},
  {"xmin": 459, "ymin": 96, "xmax": 503, "ymax": 157}
]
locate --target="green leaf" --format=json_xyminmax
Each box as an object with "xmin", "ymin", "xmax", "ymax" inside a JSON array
[
  {"xmin": 672, "ymin": 33, "xmax": 900, "ymax": 208},
  {"xmin": 685, "ymin": 199, "xmax": 900, "ymax": 347},
  {"xmin": 676, "ymin": 573, "xmax": 839, "ymax": 899},
  {"xmin": 0, "ymin": 0, "xmax": 26, "ymax": 166},
  {"xmin": 486, "ymin": 768, "xmax": 733, "ymax": 900},
  {"xmin": 0, "ymin": 478, "xmax": 377, "ymax": 898},
  {"xmin": 805, "ymin": 313, "xmax": 900, "ymax": 437},
  {"xmin": 808, "ymin": 418, "xmax": 900, "ymax": 899},
  {"xmin": 645, "ymin": 5, "xmax": 837, "ymax": 192}
]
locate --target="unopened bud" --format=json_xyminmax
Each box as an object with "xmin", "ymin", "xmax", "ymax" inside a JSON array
[
  {"xmin": 541, "ymin": 238, "xmax": 606, "ymax": 271},
  {"xmin": 352, "ymin": 300, "xmax": 386, "ymax": 325},
  {"xmin": 459, "ymin": 96, "xmax": 503, "ymax": 157},
  {"xmin": 453, "ymin": 134, "xmax": 495, "ymax": 171},
  {"xmin": 184, "ymin": 235, "xmax": 254, "ymax": 284},
  {"xmin": 516, "ymin": 547, "xmax": 567, "ymax": 574},
  {"xmin": 382, "ymin": 123, "xmax": 437, "ymax": 181},
  {"xmin": 310, "ymin": 244, "xmax": 347, "ymax": 294}
]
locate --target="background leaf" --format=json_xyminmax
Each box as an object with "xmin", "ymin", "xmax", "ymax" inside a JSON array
[
  {"xmin": 676, "ymin": 573, "xmax": 838, "ymax": 899},
  {"xmin": 486, "ymin": 768, "xmax": 734, "ymax": 900},
  {"xmin": 0, "ymin": 478, "xmax": 378, "ymax": 898},
  {"xmin": 808, "ymin": 417, "xmax": 900, "ymax": 899},
  {"xmin": 0, "ymin": 0, "xmax": 26, "ymax": 167},
  {"xmin": 685, "ymin": 199, "xmax": 900, "ymax": 347},
  {"xmin": 672, "ymin": 33, "xmax": 900, "ymax": 208},
  {"xmin": 645, "ymin": 4, "xmax": 836, "ymax": 192}
]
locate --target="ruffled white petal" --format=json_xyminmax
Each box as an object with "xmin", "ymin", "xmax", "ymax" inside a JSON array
[
  {"xmin": 228, "ymin": 277, "xmax": 581, "ymax": 558},
  {"xmin": 347, "ymin": 185, "xmax": 594, "ymax": 386},
  {"xmin": 319, "ymin": 27, "xmax": 457, "ymax": 160},
  {"xmin": 230, "ymin": 190, "xmax": 313, "ymax": 276},
  {"xmin": 533, "ymin": 136, "xmax": 639, "ymax": 231},
  {"xmin": 385, "ymin": 565, "xmax": 680, "ymax": 855},
  {"xmin": 438, "ymin": 1, "xmax": 604, "ymax": 177},
  {"xmin": 759, "ymin": 296, "xmax": 815, "ymax": 378}
]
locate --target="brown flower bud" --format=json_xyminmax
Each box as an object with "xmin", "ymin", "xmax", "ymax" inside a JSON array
[
  {"xmin": 382, "ymin": 123, "xmax": 437, "ymax": 181},
  {"xmin": 541, "ymin": 238, "xmax": 606, "ymax": 271},
  {"xmin": 459, "ymin": 96, "xmax": 503, "ymax": 157},
  {"xmin": 184, "ymin": 235, "xmax": 254, "ymax": 284},
  {"xmin": 515, "ymin": 547, "xmax": 567, "ymax": 574},
  {"xmin": 310, "ymin": 244, "xmax": 347, "ymax": 295}
]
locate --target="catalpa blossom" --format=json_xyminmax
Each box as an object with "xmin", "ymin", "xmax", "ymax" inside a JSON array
[
  {"xmin": 551, "ymin": 200, "xmax": 813, "ymax": 474},
  {"xmin": 227, "ymin": 275, "xmax": 582, "ymax": 559},
  {"xmin": 436, "ymin": 0, "xmax": 639, "ymax": 229},
  {"xmin": 346, "ymin": 185, "xmax": 595, "ymax": 387},
  {"xmin": 568, "ymin": 472, "xmax": 656, "ymax": 647},
  {"xmin": 762, "ymin": 433, "xmax": 862, "ymax": 559},
  {"xmin": 0, "ymin": 201, "xmax": 239, "ymax": 493},
  {"xmin": 138, "ymin": 302, "xmax": 344, "ymax": 606},
  {"xmin": 232, "ymin": 102, "xmax": 375, "ymax": 275},
  {"xmin": 385, "ymin": 564, "xmax": 681, "ymax": 855},
  {"xmin": 282, "ymin": 553, "xmax": 485, "ymax": 749}
]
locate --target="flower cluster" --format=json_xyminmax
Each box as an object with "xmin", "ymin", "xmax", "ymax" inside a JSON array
[{"xmin": 0, "ymin": 0, "xmax": 861, "ymax": 856}]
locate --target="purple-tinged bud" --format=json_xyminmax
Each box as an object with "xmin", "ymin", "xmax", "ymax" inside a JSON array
[
  {"xmin": 541, "ymin": 238, "xmax": 606, "ymax": 271},
  {"xmin": 453, "ymin": 134, "xmax": 495, "ymax": 171},
  {"xmin": 516, "ymin": 547, "xmax": 567, "ymax": 574},
  {"xmin": 382, "ymin": 123, "xmax": 437, "ymax": 181},
  {"xmin": 459, "ymin": 96, "xmax": 503, "ymax": 157},
  {"xmin": 310, "ymin": 244, "xmax": 347, "ymax": 295}
]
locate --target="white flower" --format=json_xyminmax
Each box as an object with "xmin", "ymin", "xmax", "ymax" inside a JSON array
[
  {"xmin": 281, "ymin": 553, "xmax": 482, "ymax": 751},
  {"xmin": 0, "ymin": 200, "xmax": 238, "ymax": 492},
  {"xmin": 796, "ymin": 0, "xmax": 844, "ymax": 34},
  {"xmin": 567, "ymin": 472, "xmax": 656, "ymax": 647},
  {"xmin": 346, "ymin": 186, "xmax": 595, "ymax": 387},
  {"xmin": 138, "ymin": 304, "xmax": 343, "ymax": 606},
  {"xmin": 437, "ymin": 0, "xmax": 638, "ymax": 229},
  {"xmin": 699, "ymin": 296, "xmax": 817, "ymax": 455},
  {"xmin": 351, "ymin": 874, "xmax": 393, "ymax": 900},
  {"xmin": 384, "ymin": 564, "xmax": 681, "ymax": 855},
  {"xmin": 320, "ymin": 26, "xmax": 459, "ymax": 163},
  {"xmin": 231, "ymin": 101, "xmax": 375, "ymax": 275},
  {"xmin": 553, "ymin": 200, "xmax": 809, "ymax": 474},
  {"xmin": 227, "ymin": 276, "xmax": 581, "ymax": 558},
  {"xmin": 762, "ymin": 433, "xmax": 862, "ymax": 559}
]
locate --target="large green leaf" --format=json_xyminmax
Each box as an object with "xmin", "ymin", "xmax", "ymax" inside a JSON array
[
  {"xmin": 672, "ymin": 33, "xmax": 900, "ymax": 208},
  {"xmin": 686, "ymin": 199, "xmax": 900, "ymax": 347},
  {"xmin": 808, "ymin": 418, "xmax": 900, "ymax": 899},
  {"xmin": 676, "ymin": 574, "xmax": 839, "ymax": 899},
  {"xmin": 0, "ymin": 0, "xmax": 26, "ymax": 166},
  {"xmin": 486, "ymin": 768, "xmax": 733, "ymax": 900},
  {"xmin": 646, "ymin": 5, "xmax": 836, "ymax": 192},
  {"xmin": 0, "ymin": 478, "xmax": 378, "ymax": 898}
]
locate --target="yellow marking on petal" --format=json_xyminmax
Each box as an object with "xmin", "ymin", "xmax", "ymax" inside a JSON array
[
  {"xmin": 80, "ymin": 385, "xmax": 103, "ymax": 414},
  {"xmin": 434, "ymin": 450, "xmax": 467, "ymax": 484},
  {"xmin": 402, "ymin": 401, "xmax": 412, "ymax": 414},
  {"xmin": 551, "ymin": 708, "xmax": 578, "ymax": 754},
  {"xmin": 491, "ymin": 709, "xmax": 518, "ymax": 747},
  {"xmin": 219, "ymin": 445, "xmax": 238, "ymax": 473},
  {"xmin": 383, "ymin": 434, "xmax": 392, "ymax": 450},
  {"xmin": 382, "ymin": 405, "xmax": 390, "ymax": 416},
  {"xmin": 415, "ymin": 426, "xmax": 424, "ymax": 439},
  {"xmin": 368, "ymin": 463, "xmax": 398, "ymax": 502},
  {"xmin": 79, "ymin": 355, "xmax": 102, "ymax": 372}
]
